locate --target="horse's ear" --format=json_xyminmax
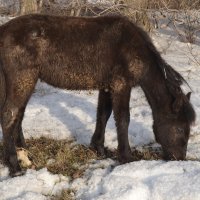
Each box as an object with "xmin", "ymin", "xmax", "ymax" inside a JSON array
[
  {"xmin": 172, "ymin": 92, "xmax": 191, "ymax": 113},
  {"xmin": 186, "ymin": 92, "xmax": 191, "ymax": 101},
  {"xmin": 172, "ymin": 98, "xmax": 182, "ymax": 113}
]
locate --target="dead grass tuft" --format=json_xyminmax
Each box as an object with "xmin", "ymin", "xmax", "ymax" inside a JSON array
[
  {"xmin": 26, "ymin": 137, "xmax": 98, "ymax": 178},
  {"xmin": 132, "ymin": 147, "xmax": 162, "ymax": 160},
  {"xmin": 51, "ymin": 189, "xmax": 75, "ymax": 200}
]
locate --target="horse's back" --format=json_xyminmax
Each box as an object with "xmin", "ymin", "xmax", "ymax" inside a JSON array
[{"xmin": 0, "ymin": 14, "xmax": 148, "ymax": 90}]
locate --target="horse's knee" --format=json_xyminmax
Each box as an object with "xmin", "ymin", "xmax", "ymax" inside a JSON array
[
  {"xmin": 1, "ymin": 107, "xmax": 19, "ymax": 129},
  {"xmin": 1, "ymin": 106, "xmax": 19, "ymax": 155}
]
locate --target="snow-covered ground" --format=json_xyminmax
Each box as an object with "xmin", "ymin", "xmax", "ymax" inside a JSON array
[{"xmin": 0, "ymin": 16, "xmax": 200, "ymax": 200}]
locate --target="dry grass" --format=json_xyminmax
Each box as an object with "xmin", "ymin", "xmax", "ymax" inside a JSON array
[
  {"xmin": 0, "ymin": 137, "xmax": 98, "ymax": 178},
  {"xmin": 26, "ymin": 138, "xmax": 162, "ymax": 171},
  {"xmin": 25, "ymin": 137, "xmax": 98, "ymax": 178},
  {"xmin": 0, "ymin": 138, "xmax": 161, "ymax": 172}
]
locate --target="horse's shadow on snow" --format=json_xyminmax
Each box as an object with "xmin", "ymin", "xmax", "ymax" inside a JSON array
[{"xmin": 29, "ymin": 87, "xmax": 97, "ymax": 144}]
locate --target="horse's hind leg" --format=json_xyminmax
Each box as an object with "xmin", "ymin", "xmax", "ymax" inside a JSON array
[
  {"xmin": 1, "ymin": 100, "xmax": 24, "ymax": 175},
  {"xmin": 1, "ymin": 69, "xmax": 38, "ymax": 176},
  {"xmin": 112, "ymin": 87, "xmax": 133, "ymax": 163},
  {"xmin": 90, "ymin": 89, "xmax": 112, "ymax": 156}
]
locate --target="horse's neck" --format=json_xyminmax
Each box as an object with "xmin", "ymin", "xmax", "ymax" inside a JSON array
[{"xmin": 140, "ymin": 68, "xmax": 173, "ymax": 119}]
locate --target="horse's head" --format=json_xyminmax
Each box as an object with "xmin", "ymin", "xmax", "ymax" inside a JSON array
[{"xmin": 153, "ymin": 92, "xmax": 196, "ymax": 160}]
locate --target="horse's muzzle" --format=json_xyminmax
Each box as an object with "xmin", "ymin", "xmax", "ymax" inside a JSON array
[{"xmin": 162, "ymin": 147, "xmax": 187, "ymax": 161}]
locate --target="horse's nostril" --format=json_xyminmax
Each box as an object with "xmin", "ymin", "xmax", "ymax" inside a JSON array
[
  {"xmin": 163, "ymin": 148, "xmax": 186, "ymax": 161},
  {"xmin": 18, "ymin": 159, "xmax": 22, "ymax": 164}
]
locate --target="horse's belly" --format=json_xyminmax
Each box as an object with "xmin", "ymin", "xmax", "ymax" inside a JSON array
[{"xmin": 39, "ymin": 68, "xmax": 107, "ymax": 90}]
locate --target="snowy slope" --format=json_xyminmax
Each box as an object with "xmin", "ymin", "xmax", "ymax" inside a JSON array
[{"xmin": 0, "ymin": 16, "xmax": 200, "ymax": 200}]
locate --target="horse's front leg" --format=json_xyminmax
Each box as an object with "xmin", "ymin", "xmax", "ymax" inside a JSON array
[
  {"xmin": 90, "ymin": 89, "xmax": 112, "ymax": 156},
  {"xmin": 112, "ymin": 86, "xmax": 133, "ymax": 163},
  {"xmin": 13, "ymin": 108, "xmax": 26, "ymax": 148}
]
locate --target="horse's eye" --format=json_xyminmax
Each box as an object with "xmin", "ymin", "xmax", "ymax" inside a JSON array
[{"xmin": 177, "ymin": 127, "xmax": 184, "ymax": 134}]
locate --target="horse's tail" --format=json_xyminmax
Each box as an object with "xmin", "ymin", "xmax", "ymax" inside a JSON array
[{"xmin": 0, "ymin": 59, "xmax": 6, "ymax": 114}]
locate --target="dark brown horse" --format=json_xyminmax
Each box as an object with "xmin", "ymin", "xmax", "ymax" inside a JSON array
[{"xmin": 0, "ymin": 14, "xmax": 195, "ymax": 176}]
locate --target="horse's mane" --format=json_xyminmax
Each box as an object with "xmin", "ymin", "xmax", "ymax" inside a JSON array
[{"xmin": 139, "ymin": 27, "xmax": 196, "ymax": 124}]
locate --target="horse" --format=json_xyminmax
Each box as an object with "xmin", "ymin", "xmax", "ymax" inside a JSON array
[{"xmin": 0, "ymin": 14, "xmax": 195, "ymax": 176}]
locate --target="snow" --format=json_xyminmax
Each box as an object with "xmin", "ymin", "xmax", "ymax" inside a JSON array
[
  {"xmin": 0, "ymin": 0, "xmax": 18, "ymax": 7},
  {"xmin": 0, "ymin": 15, "xmax": 200, "ymax": 200},
  {"xmin": 0, "ymin": 167, "xmax": 69, "ymax": 199},
  {"xmin": 75, "ymin": 160, "xmax": 200, "ymax": 200}
]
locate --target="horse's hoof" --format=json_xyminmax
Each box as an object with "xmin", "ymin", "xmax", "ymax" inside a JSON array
[
  {"xmin": 119, "ymin": 154, "xmax": 134, "ymax": 164},
  {"xmin": 10, "ymin": 169, "xmax": 26, "ymax": 177},
  {"xmin": 90, "ymin": 143, "xmax": 105, "ymax": 157}
]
